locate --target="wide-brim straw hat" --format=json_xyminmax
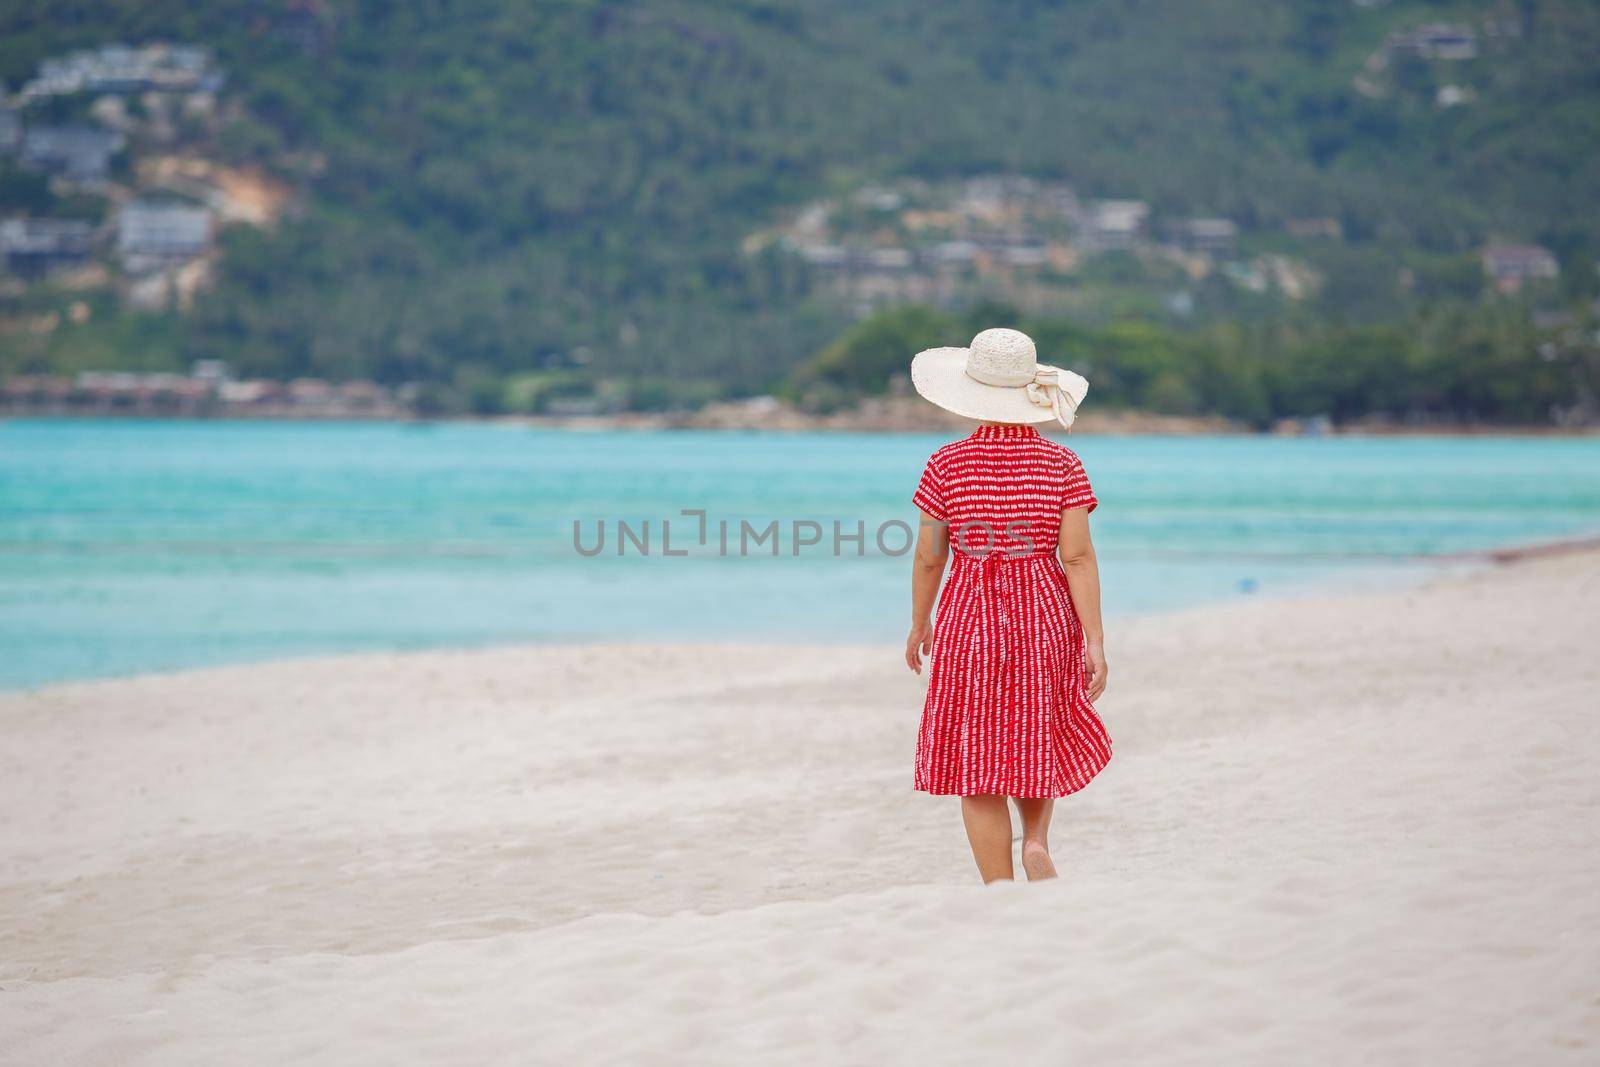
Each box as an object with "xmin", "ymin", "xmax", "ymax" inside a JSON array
[{"xmin": 910, "ymin": 327, "xmax": 1089, "ymax": 427}]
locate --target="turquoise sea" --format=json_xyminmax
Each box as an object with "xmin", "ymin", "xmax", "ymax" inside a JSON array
[{"xmin": 3, "ymin": 418, "xmax": 1598, "ymax": 691}]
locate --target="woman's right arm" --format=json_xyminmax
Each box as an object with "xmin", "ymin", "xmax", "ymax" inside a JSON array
[
  {"xmin": 1058, "ymin": 507, "xmax": 1108, "ymax": 699},
  {"xmin": 905, "ymin": 510, "xmax": 949, "ymax": 674}
]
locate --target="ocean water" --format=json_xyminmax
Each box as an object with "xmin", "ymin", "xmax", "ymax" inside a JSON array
[{"xmin": 3, "ymin": 418, "xmax": 1598, "ymax": 691}]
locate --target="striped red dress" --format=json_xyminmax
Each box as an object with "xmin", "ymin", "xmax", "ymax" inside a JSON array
[{"xmin": 912, "ymin": 423, "xmax": 1112, "ymax": 798}]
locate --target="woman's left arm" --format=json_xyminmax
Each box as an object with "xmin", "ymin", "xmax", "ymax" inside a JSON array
[{"xmin": 1058, "ymin": 507, "xmax": 1108, "ymax": 700}]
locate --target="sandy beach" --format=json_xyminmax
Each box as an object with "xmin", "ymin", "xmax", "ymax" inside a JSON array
[{"xmin": 2, "ymin": 550, "xmax": 1597, "ymax": 1064}]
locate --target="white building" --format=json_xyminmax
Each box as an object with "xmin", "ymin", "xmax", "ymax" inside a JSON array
[
  {"xmin": 1080, "ymin": 200, "xmax": 1150, "ymax": 252},
  {"xmin": 21, "ymin": 125, "xmax": 124, "ymax": 182},
  {"xmin": 1482, "ymin": 245, "xmax": 1559, "ymax": 294},
  {"xmin": 1173, "ymin": 217, "xmax": 1239, "ymax": 256},
  {"xmin": 22, "ymin": 42, "xmax": 221, "ymax": 99},
  {"xmin": 117, "ymin": 200, "xmax": 212, "ymax": 273},
  {"xmin": 0, "ymin": 217, "xmax": 95, "ymax": 276}
]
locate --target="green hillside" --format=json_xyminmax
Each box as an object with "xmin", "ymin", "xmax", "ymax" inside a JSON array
[{"xmin": 2, "ymin": 0, "xmax": 1598, "ymax": 416}]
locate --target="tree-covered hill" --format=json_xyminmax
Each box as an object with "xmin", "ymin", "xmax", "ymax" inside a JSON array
[{"xmin": 3, "ymin": 0, "xmax": 1598, "ymax": 409}]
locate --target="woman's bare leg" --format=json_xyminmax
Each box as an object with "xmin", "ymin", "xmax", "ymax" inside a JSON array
[
  {"xmin": 960, "ymin": 795, "xmax": 1014, "ymax": 882},
  {"xmin": 1014, "ymin": 797, "xmax": 1058, "ymax": 880}
]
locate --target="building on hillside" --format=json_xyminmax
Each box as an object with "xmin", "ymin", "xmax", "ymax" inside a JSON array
[
  {"xmin": 957, "ymin": 176, "xmax": 1025, "ymax": 226},
  {"xmin": 1171, "ymin": 217, "xmax": 1239, "ymax": 257},
  {"xmin": 73, "ymin": 370, "xmax": 213, "ymax": 414},
  {"xmin": 0, "ymin": 218, "xmax": 95, "ymax": 277},
  {"xmin": 1038, "ymin": 184, "xmax": 1081, "ymax": 221},
  {"xmin": 218, "ymin": 379, "xmax": 282, "ymax": 408},
  {"xmin": 995, "ymin": 242, "xmax": 1050, "ymax": 269},
  {"xmin": 1390, "ymin": 23, "xmax": 1478, "ymax": 60},
  {"xmin": 190, "ymin": 359, "xmax": 230, "ymax": 384},
  {"xmin": 20, "ymin": 125, "xmax": 125, "ymax": 182},
  {"xmin": 865, "ymin": 247, "xmax": 913, "ymax": 271},
  {"xmin": 928, "ymin": 240, "xmax": 978, "ymax": 268},
  {"xmin": 1078, "ymin": 200, "xmax": 1149, "ymax": 252},
  {"xmin": 0, "ymin": 375, "xmax": 75, "ymax": 413},
  {"xmin": 22, "ymin": 43, "xmax": 221, "ymax": 99},
  {"xmin": 117, "ymin": 200, "xmax": 212, "ymax": 272},
  {"xmin": 795, "ymin": 242, "xmax": 847, "ymax": 269},
  {"xmin": 852, "ymin": 186, "xmax": 904, "ymax": 213},
  {"xmin": 286, "ymin": 378, "xmax": 338, "ymax": 412},
  {"xmin": 1482, "ymin": 245, "xmax": 1559, "ymax": 293}
]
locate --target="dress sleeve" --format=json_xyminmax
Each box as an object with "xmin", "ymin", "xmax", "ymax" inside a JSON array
[
  {"xmin": 912, "ymin": 455, "xmax": 947, "ymax": 521},
  {"xmin": 1062, "ymin": 452, "xmax": 1098, "ymax": 514}
]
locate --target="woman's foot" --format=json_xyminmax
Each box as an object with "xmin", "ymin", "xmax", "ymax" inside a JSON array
[{"xmin": 1020, "ymin": 840, "xmax": 1057, "ymax": 881}]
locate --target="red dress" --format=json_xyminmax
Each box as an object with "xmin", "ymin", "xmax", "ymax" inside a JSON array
[{"xmin": 912, "ymin": 423, "xmax": 1112, "ymax": 797}]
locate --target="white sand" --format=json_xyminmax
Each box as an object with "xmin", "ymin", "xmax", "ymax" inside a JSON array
[{"xmin": 2, "ymin": 552, "xmax": 1598, "ymax": 1064}]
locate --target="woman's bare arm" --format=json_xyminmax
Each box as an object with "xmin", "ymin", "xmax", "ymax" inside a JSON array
[
  {"xmin": 1058, "ymin": 507, "xmax": 1108, "ymax": 699},
  {"xmin": 905, "ymin": 510, "xmax": 950, "ymax": 674}
]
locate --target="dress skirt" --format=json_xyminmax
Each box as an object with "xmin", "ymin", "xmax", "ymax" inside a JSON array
[{"xmin": 913, "ymin": 550, "xmax": 1112, "ymax": 798}]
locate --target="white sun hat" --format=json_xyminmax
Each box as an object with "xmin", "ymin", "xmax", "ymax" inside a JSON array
[{"xmin": 910, "ymin": 327, "xmax": 1089, "ymax": 428}]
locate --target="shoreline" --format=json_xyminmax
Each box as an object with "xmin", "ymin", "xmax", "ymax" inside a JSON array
[
  {"xmin": 4, "ymin": 529, "xmax": 1594, "ymax": 698},
  {"xmin": 5, "ymin": 406, "xmax": 1598, "ymax": 436},
  {"xmin": 1446, "ymin": 532, "xmax": 1600, "ymax": 563}
]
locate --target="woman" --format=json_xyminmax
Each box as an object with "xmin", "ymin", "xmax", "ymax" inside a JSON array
[{"xmin": 904, "ymin": 327, "xmax": 1111, "ymax": 883}]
